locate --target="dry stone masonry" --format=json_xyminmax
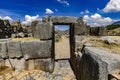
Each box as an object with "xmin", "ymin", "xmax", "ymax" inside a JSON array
[
  {"xmin": 0, "ymin": 16, "xmax": 120, "ymax": 80},
  {"xmin": 0, "ymin": 39, "xmax": 54, "ymax": 72}
]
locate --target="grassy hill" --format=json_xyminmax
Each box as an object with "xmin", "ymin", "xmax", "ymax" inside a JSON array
[
  {"xmin": 107, "ymin": 27, "xmax": 120, "ymax": 36},
  {"xmin": 106, "ymin": 24, "xmax": 120, "ymax": 36}
]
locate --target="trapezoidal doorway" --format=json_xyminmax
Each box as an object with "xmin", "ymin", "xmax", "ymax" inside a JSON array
[{"xmin": 54, "ymin": 24, "xmax": 70, "ymax": 60}]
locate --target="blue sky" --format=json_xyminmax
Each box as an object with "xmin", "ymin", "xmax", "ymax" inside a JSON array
[
  {"xmin": 55, "ymin": 25, "xmax": 69, "ymax": 31},
  {"xmin": 0, "ymin": 0, "xmax": 120, "ymax": 26}
]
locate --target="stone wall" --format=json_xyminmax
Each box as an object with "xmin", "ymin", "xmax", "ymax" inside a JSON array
[
  {"xmin": 74, "ymin": 46, "xmax": 120, "ymax": 80},
  {"xmin": 0, "ymin": 39, "xmax": 54, "ymax": 72},
  {"xmin": 74, "ymin": 17, "xmax": 90, "ymax": 35},
  {"xmin": 90, "ymin": 26, "xmax": 107, "ymax": 36}
]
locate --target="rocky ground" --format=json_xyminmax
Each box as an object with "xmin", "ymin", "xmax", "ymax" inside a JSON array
[
  {"xmin": 0, "ymin": 60, "xmax": 76, "ymax": 80},
  {"xmin": 75, "ymin": 36, "xmax": 120, "ymax": 54}
]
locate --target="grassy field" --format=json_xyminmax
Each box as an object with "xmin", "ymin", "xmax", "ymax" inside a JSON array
[{"xmin": 107, "ymin": 27, "xmax": 120, "ymax": 35}]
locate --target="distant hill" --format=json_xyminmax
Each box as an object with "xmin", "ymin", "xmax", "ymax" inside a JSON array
[
  {"xmin": 107, "ymin": 27, "xmax": 120, "ymax": 36},
  {"xmin": 112, "ymin": 21, "xmax": 120, "ymax": 25},
  {"xmin": 106, "ymin": 21, "xmax": 120, "ymax": 35},
  {"xmin": 107, "ymin": 22, "xmax": 120, "ymax": 30}
]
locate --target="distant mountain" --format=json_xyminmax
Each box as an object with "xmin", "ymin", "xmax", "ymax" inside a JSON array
[{"xmin": 112, "ymin": 21, "xmax": 120, "ymax": 25}]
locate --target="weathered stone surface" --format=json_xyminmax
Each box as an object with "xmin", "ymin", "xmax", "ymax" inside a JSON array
[
  {"xmin": 90, "ymin": 47, "xmax": 120, "ymax": 73},
  {"xmin": 0, "ymin": 59, "xmax": 4, "ymax": 66},
  {"xmin": 75, "ymin": 35, "xmax": 85, "ymax": 41},
  {"xmin": 27, "ymin": 60, "xmax": 35, "ymax": 70},
  {"xmin": 33, "ymin": 22, "xmax": 53, "ymax": 39},
  {"xmin": 0, "ymin": 42, "xmax": 7, "ymax": 58},
  {"xmin": 78, "ymin": 47, "xmax": 120, "ymax": 80},
  {"xmin": 78, "ymin": 47, "xmax": 108, "ymax": 80},
  {"xmin": 7, "ymin": 41, "xmax": 23, "ymax": 58},
  {"xmin": 31, "ymin": 20, "xmax": 41, "ymax": 36},
  {"xmin": 83, "ymin": 43, "xmax": 93, "ymax": 47},
  {"xmin": 100, "ymin": 36, "xmax": 120, "ymax": 44},
  {"xmin": 21, "ymin": 40, "xmax": 52, "ymax": 60},
  {"xmin": 34, "ymin": 58, "xmax": 54, "ymax": 72},
  {"xmin": 99, "ymin": 27, "xmax": 107, "ymax": 36},
  {"xmin": 42, "ymin": 16, "xmax": 77, "ymax": 23},
  {"xmin": 5, "ymin": 58, "xmax": 26, "ymax": 70},
  {"xmin": 75, "ymin": 36, "xmax": 86, "ymax": 51},
  {"xmin": 75, "ymin": 17, "xmax": 90, "ymax": 35}
]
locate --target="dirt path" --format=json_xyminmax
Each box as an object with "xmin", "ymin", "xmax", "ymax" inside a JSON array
[{"xmin": 55, "ymin": 36, "xmax": 70, "ymax": 59}]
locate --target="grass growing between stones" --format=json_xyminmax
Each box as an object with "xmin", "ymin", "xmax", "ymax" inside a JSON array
[
  {"xmin": 0, "ymin": 66, "xmax": 8, "ymax": 72},
  {"xmin": 11, "ymin": 37, "xmax": 39, "ymax": 41},
  {"xmin": 76, "ymin": 36, "xmax": 120, "ymax": 54},
  {"xmin": 91, "ymin": 41, "xmax": 120, "ymax": 54},
  {"xmin": 0, "ymin": 66, "xmax": 12, "ymax": 75}
]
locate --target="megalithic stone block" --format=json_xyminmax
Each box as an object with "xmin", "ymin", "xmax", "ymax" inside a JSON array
[
  {"xmin": 7, "ymin": 41, "xmax": 23, "ymax": 58},
  {"xmin": 5, "ymin": 58, "xmax": 26, "ymax": 70},
  {"xmin": 34, "ymin": 58, "xmax": 54, "ymax": 72},
  {"xmin": 42, "ymin": 16, "xmax": 77, "ymax": 23},
  {"xmin": 33, "ymin": 22, "xmax": 53, "ymax": 40},
  {"xmin": 0, "ymin": 42, "xmax": 8, "ymax": 59},
  {"xmin": 79, "ymin": 47, "xmax": 108, "ymax": 80},
  {"xmin": 21, "ymin": 40, "xmax": 52, "ymax": 60}
]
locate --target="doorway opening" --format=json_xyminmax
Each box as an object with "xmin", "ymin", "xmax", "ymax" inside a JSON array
[{"xmin": 54, "ymin": 25, "xmax": 70, "ymax": 60}]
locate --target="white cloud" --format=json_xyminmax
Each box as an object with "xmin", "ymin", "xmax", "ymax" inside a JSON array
[
  {"xmin": 45, "ymin": 8, "xmax": 54, "ymax": 14},
  {"xmin": 91, "ymin": 23, "xmax": 100, "ymax": 27},
  {"xmin": 83, "ymin": 13, "xmax": 114, "ymax": 27},
  {"xmin": 22, "ymin": 15, "xmax": 41, "ymax": 25},
  {"xmin": 57, "ymin": 0, "xmax": 70, "ymax": 6},
  {"xmin": 55, "ymin": 9, "xmax": 58, "ymax": 12},
  {"xmin": 91, "ymin": 13, "xmax": 101, "ymax": 20},
  {"xmin": 3, "ymin": 16, "xmax": 13, "ymax": 21},
  {"xmin": 80, "ymin": 9, "xmax": 89, "ymax": 14},
  {"xmin": 0, "ymin": 16, "xmax": 13, "ymax": 21},
  {"xmin": 0, "ymin": 16, "xmax": 2, "ymax": 19},
  {"xmin": 90, "ymin": 13, "xmax": 113, "ymax": 23},
  {"xmin": 83, "ymin": 15, "xmax": 89, "ymax": 22},
  {"xmin": 85, "ymin": 10, "xmax": 89, "ymax": 14},
  {"xmin": 97, "ymin": 8, "xmax": 100, "ymax": 11},
  {"xmin": 80, "ymin": 11, "xmax": 84, "ymax": 14},
  {"xmin": 103, "ymin": 0, "xmax": 120, "ymax": 12}
]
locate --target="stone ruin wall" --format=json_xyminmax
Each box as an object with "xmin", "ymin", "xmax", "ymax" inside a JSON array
[
  {"xmin": 0, "ymin": 16, "xmax": 119, "ymax": 80},
  {"xmin": 0, "ymin": 16, "xmax": 109, "ymax": 39},
  {"xmin": 0, "ymin": 16, "xmax": 90, "ymax": 72},
  {"xmin": 0, "ymin": 40, "xmax": 54, "ymax": 72}
]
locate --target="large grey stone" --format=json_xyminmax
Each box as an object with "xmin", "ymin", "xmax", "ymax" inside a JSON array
[
  {"xmin": 74, "ymin": 22, "xmax": 90, "ymax": 35},
  {"xmin": 21, "ymin": 40, "xmax": 52, "ymax": 60},
  {"xmin": 78, "ymin": 47, "xmax": 108, "ymax": 80},
  {"xmin": 43, "ymin": 16, "xmax": 77, "ymax": 23},
  {"xmin": 78, "ymin": 47, "xmax": 120, "ymax": 80},
  {"xmin": 7, "ymin": 41, "xmax": 23, "ymax": 58},
  {"xmin": 86, "ymin": 47, "xmax": 120, "ymax": 73},
  {"xmin": 33, "ymin": 22, "xmax": 53, "ymax": 39},
  {"xmin": 31, "ymin": 20, "xmax": 41, "ymax": 37},
  {"xmin": 75, "ymin": 36, "xmax": 86, "ymax": 51},
  {"xmin": 0, "ymin": 42, "xmax": 8, "ymax": 58},
  {"xmin": 5, "ymin": 58, "xmax": 26, "ymax": 70},
  {"xmin": 99, "ymin": 27, "xmax": 107, "ymax": 36},
  {"xmin": 34, "ymin": 58, "xmax": 54, "ymax": 72},
  {"xmin": 74, "ymin": 17, "xmax": 90, "ymax": 35}
]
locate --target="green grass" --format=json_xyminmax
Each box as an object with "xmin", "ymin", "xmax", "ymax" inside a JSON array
[{"xmin": 107, "ymin": 27, "xmax": 120, "ymax": 35}]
